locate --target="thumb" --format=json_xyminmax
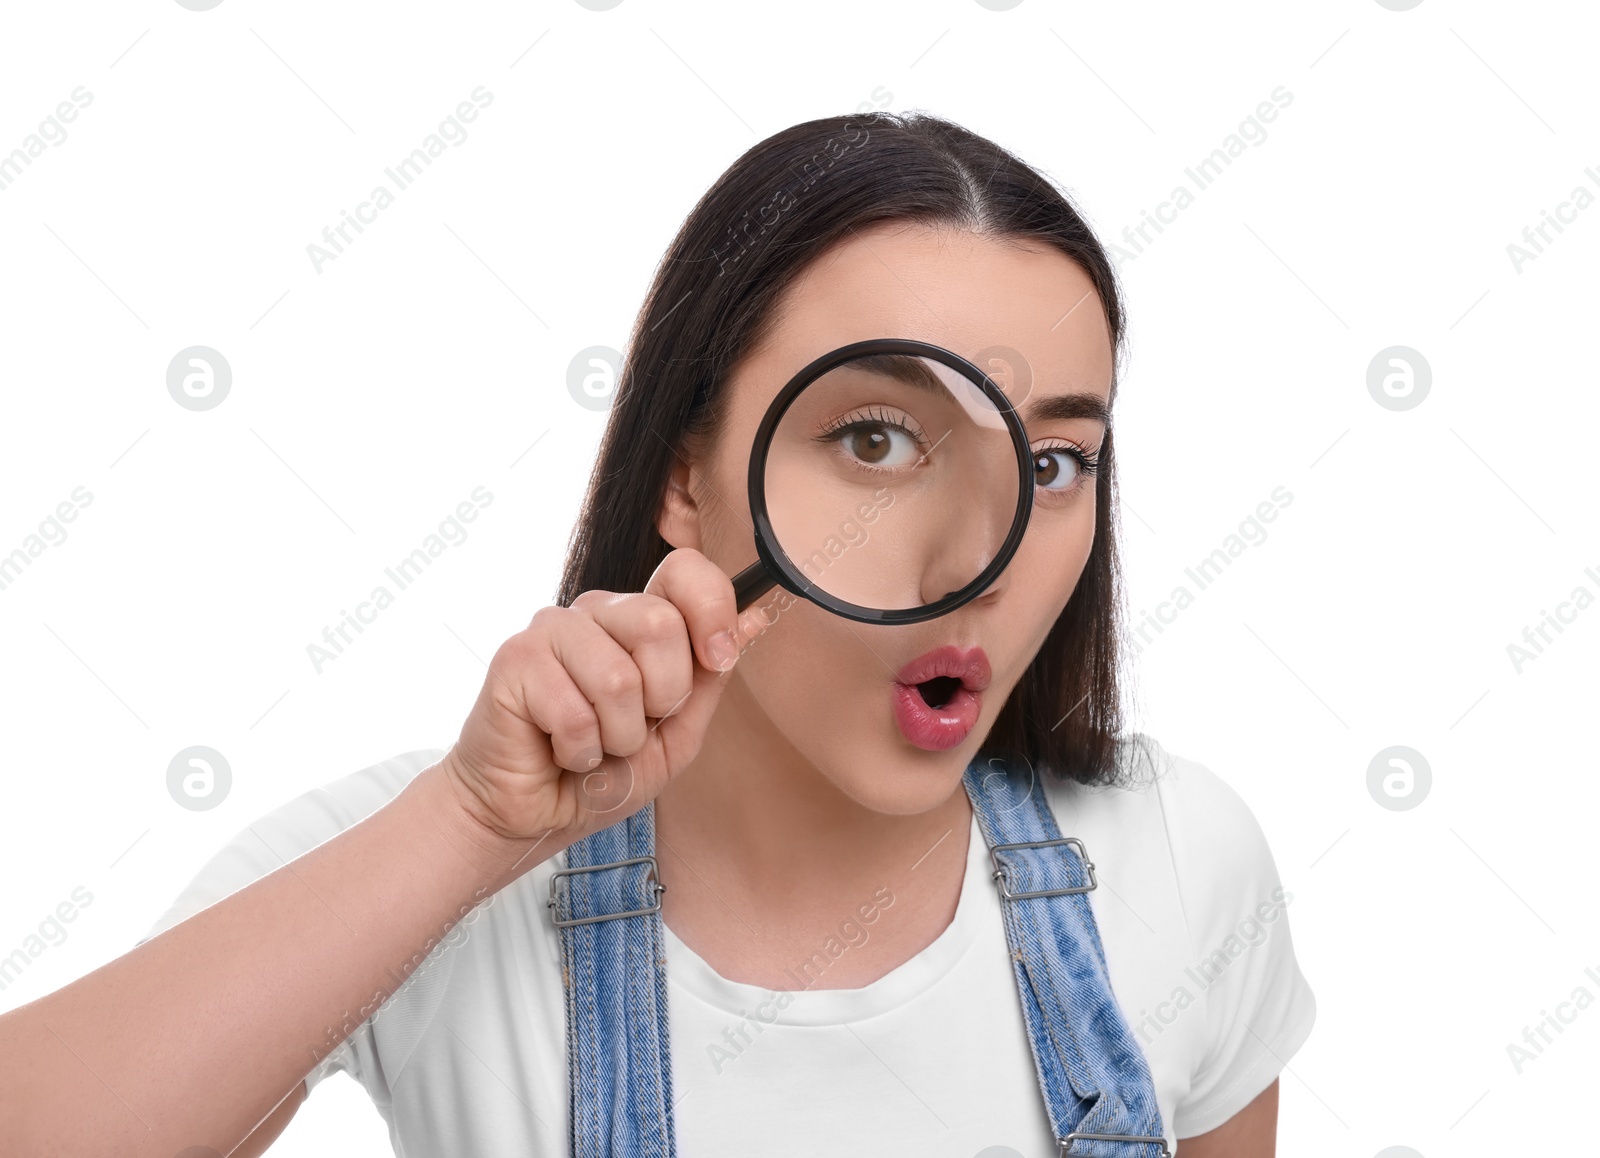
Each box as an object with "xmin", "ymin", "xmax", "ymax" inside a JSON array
[{"xmin": 655, "ymin": 602, "xmax": 771, "ymax": 763}]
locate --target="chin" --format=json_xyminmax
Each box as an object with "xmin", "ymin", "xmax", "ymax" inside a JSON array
[{"xmin": 813, "ymin": 738, "xmax": 977, "ymax": 817}]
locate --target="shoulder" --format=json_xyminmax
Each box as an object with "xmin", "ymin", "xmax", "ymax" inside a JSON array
[
  {"xmin": 1042, "ymin": 735, "xmax": 1316, "ymax": 1136},
  {"xmin": 1142, "ymin": 736, "xmax": 1288, "ymax": 926},
  {"xmin": 138, "ymin": 747, "xmax": 446, "ymax": 944},
  {"xmin": 1044, "ymin": 733, "xmax": 1288, "ymax": 941}
]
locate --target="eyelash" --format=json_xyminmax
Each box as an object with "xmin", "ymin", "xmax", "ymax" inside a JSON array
[
  {"xmin": 815, "ymin": 407, "xmax": 930, "ymax": 452},
  {"xmin": 1033, "ymin": 439, "xmax": 1100, "ymax": 498}
]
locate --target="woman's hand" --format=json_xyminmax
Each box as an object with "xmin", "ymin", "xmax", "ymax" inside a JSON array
[{"xmin": 437, "ymin": 547, "xmax": 766, "ymax": 858}]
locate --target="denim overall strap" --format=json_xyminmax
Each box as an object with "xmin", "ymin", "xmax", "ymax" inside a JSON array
[
  {"xmin": 963, "ymin": 756, "xmax": 1170, "ymax": 1158},
  {"xmin": 547, "ymin": 801, "xmax": 677, "ymax": 1158}
]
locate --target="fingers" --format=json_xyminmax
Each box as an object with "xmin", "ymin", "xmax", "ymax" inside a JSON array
[
  {"xmin": 493, "ymin": 620, "xmax": 608, "ymax": 772},
  {"xmin": 655, "ymin": 601, "xmax": 772, "ymax": 757},
  {"xmin": 571, "ymin": 590, "xmax": 695, "ymax": 719},
  {"xmin": 507, "ymin": 548, "xmax": 757, "ymax": 775},
  {"xmin": 544, "ymin": 610, "xmax": 654, "ymax": 763},
  {"xmin": 642, "ymin": 548, "xmax": 742, "ymax": 675}
]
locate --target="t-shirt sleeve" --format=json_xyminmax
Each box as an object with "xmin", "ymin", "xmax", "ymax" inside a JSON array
[
  {"xmin": 1152, "ymin": 743, "xmax": 1318, "ymax": 1138},
  {"xmin": 134, "ymin": 747, "xmax": 446, "ymax": 1095}
]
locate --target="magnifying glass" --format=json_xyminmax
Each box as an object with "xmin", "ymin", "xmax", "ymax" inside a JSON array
[{"xmin": 729, "ymin": 338, "xmax": 1034, "ymax": 626}]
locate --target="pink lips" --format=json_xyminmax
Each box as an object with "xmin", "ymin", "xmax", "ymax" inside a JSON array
[{"xmin": 891, "ymin": 645, "xmax": 992, "ymax": 752}]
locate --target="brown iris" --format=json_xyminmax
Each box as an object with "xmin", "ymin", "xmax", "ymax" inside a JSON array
[{"xmin": 848, "ymin": 427, "xmax": 893, "ymax": 464}]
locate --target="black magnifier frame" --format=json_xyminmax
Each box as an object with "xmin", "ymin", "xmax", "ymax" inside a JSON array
[{"xmin": 729, "ymin": 337, "xmax": 1034, "ymax": 626}]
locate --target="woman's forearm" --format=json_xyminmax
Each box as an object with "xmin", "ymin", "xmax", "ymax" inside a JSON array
[{"xmin": 0, "ymin": 759, "xmax": 549, "ymax": 1157}]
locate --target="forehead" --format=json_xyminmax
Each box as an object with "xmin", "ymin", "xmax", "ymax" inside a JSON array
[{"xmin": 742, "ymin": 220, "xmax": 1114, "ymax": 410}]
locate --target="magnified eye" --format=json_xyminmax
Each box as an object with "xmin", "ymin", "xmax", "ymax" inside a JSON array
[
  {"xmin": 816, "ymin": 406, "xmax": 929, "ymax": 472},
  {"xmin": 840, "ymin": 422, "xmax": 920, "ymax": 467}
]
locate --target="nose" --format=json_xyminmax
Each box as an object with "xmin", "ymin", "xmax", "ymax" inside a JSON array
[
  {"xmin": 919, "ymin": 544, "xmax": 987, "ymax": 606},
  {"xmin": 917, "ymin": 496, "xmax": 1014, "ymax": 606}
]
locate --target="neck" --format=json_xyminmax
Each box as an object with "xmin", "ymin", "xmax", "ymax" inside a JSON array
[{"xmin": 652, "ymin": 671, "xmax": 974, "ymax": 948}]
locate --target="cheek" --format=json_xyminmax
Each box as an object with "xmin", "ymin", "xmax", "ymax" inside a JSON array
[
  {"xmin": 1061, "ymin": 515, "xmax": 1096, "ymax": 590},
  {"xmin": 738, "ymin": 595, "xmax": 847, "ymax": 692},
  {"xmin": 1011, "ymin": 506, "xmax": 1096, "ymax": 625},
  {"xmin": 694, "ymin": 466, "xmax": 758, "ymax": 574},
  {"xmin": 731, "ymin": 596, "xmax": 884, "ymax": 746}
]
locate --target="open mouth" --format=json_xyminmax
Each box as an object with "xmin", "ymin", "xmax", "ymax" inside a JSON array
[
  {"xmin": 916, "ymin": 675, "xmax": 963, "ymax": 709},
  {"xmin": 891, "ymin": 645, "xmax": 991, "ymax": 752}
]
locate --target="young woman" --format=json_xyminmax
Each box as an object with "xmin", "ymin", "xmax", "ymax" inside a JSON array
[{"xmin": 0, "ymin": 112, "xmax": 1315, "ymax": 1157}]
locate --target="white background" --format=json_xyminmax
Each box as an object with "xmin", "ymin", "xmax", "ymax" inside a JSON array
[{"xmin": 2, "ymin": 1, "xmax": 1597, "ymax": 1155}]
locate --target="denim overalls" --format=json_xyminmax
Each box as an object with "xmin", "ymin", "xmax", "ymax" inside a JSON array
[{"xmin": 547, "ymin": 754, "xmax": 1170, "ymax": 1158}]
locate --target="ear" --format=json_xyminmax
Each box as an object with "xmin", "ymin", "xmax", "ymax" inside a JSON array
[{"xmin": 656, "ymin": 446, "xmax": 704, "ymax": 551}]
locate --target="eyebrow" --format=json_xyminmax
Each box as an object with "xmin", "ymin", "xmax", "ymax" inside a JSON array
[{"xmin": 1022, "ymin": 391, "xmax": 1110, "ymax": 427}]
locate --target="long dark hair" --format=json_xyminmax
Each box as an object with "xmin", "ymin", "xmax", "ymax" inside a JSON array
[{"xmin": 557, "ymin": 111, "xmax": 1140, "ymax": 787}]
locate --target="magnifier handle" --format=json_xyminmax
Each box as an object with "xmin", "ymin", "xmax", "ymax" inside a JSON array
[{"xmin": 731, "ymin": 560, "xmax": 777, "ymax": 612}]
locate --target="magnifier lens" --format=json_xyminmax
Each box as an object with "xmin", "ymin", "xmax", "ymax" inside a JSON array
[{"xmin": 762, "ymin": 352, "xmax": 1023, "ymax": 612}]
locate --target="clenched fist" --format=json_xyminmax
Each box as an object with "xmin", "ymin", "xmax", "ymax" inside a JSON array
[{"xmin": 437, "ymin": 547, "xmax": 768, "ymax": 857}]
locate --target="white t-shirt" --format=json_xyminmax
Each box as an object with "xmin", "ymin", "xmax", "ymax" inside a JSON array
[{"xmin": 138, "ymin": 735, "xmax": 1316, "ymax": 1156}]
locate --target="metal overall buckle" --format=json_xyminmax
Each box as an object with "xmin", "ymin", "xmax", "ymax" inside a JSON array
[
  {"xmin": 989, "ymin": 836, "xmax": 1157, "ymax": 1155},
  {"xmin": 547, "ymin": 854, "xmax": 665, "ymax": 928},
  {"xmin": 1060, "ymin": 1131, "xmax": 1171, "ymax": 1157},
  {"xmin": 989, "ymin": 836, "xmax": 1097, "ymax": 900}
]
